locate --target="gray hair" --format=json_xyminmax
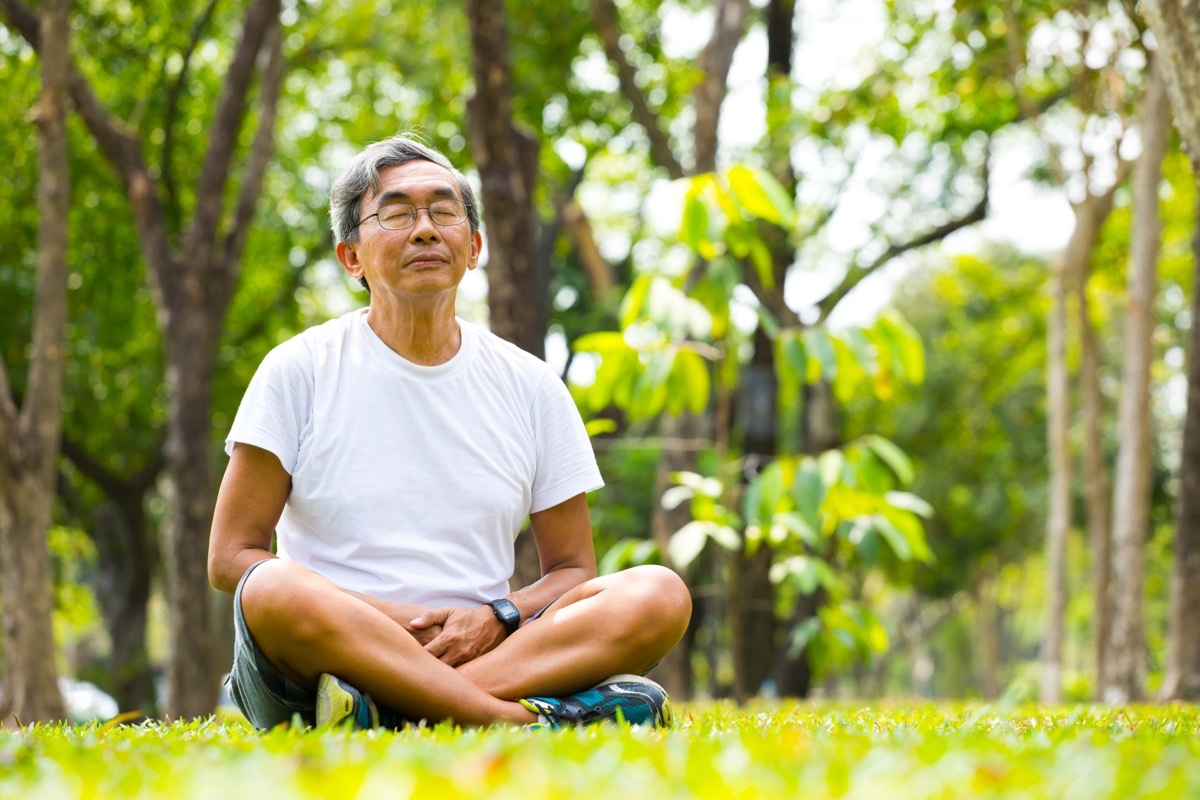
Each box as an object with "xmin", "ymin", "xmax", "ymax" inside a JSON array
[{"xmin": 329, "ymin": 134, "xmax": 481, "ymax": 246}]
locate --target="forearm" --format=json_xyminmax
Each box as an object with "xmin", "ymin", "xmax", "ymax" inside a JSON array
[
  {"xmin": 341, "ymin": 588, "xmax": 433, "ymax": 632},
  {"xmin": 507, "ymin": 564, "xmax": 594, "ymax": 624}
]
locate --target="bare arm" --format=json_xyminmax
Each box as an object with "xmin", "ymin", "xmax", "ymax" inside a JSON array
[
  {"xmin": 415, "ymin": 492, "xmax": 597, "ymax": 665},
  {"xmin": 208, "ymin": 443, "xmax": 289, "ymax": 594},
  {"xmin": 208, "ymin": 443, "xmax": 439, "ymax": 639}
]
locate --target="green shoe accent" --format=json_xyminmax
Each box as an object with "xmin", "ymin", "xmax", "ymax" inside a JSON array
[{"xmin": 315, "ymin": 672, "xmax": 379, "ymax": 730}]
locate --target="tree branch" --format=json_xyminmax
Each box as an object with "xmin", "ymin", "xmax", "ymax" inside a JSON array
[
  {"xmin": 816, "ymin": 150, "xmax": 991, "ymax": 323},
  {"xmin": 161, "ymin": 0, "xmax": 220, "ymax": 234},
  {"xmin": 60, "ymin": 434, "xmax": 164, "ymax": 502},
  {"xmin": 1003, "ymin": 0, "xmax": 1069, "ymax": 188},
  {"xmin": 590, "ymin": 0, "xmax": 685, "ymax": 179},
  {"xmin": 0, "ymin": 0, "xmax": 179, "ymax": 311},
  {"xmin": 185, "ymin": 0, "xmax": 280, "ymax": 260},
  {"xmin": 220, "ymin": 13, "xmax": 286, "ymax": 308},
  {"xmin": 692, "ymin": 0, "xmax": 751, "ymax": 173}
]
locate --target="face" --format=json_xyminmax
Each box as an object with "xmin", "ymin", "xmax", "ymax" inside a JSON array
[{"xmin": 336, "ymin": 160, "xmax": 482, "ymax": 300}]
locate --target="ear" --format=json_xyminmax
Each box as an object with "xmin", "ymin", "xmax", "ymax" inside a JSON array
[
  {"xmin": 336, "ymin": 240, "xmax": 364, "ymax": 281},
  {"xmin": 468, "ymin": 230, "xmax": 483, "ymax": 271}
]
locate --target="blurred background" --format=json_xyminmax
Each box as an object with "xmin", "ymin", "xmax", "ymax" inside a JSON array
[{"xmin": 1, "ymin": 0, "xmax": 1198, "ymax": 724}]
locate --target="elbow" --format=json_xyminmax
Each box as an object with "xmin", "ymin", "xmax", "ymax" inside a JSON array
[{"xmin": 207, "ymin": 540, "xmax": 240, "ymax": 595}]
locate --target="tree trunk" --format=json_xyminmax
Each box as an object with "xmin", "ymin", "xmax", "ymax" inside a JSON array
[
  {"xmin": 466, "ymin": 0, "xmax": 544, "ymax": 359},
  {"xmin": 59, "ymin": 435, "xmax": 163, "ymax": 716},
  {"xmin": 92, "ymin": 500, "xmax": 157, "ymax": 714},
  {"xmin": 1163, "ymin": 174, "xmax": 1200, "ymax": 700},
  {"xmin": 1042, "ymin": 189, "xmax": 1116, "ymax": 704},
  {"xmin": 650, "ymin": 413, "xmax": 701, "ymax": 701},
  {"xmin": 162, "ymin": 312, "xmax": 223, "ymax": 718},
  {"xmin": 0, "ymin": 0, "xmax": 70, "ymax": 726},
  {"xmin": 774, "ymin": 379, "xmax": 838, "ymax": 697},
  {"xmin": 1140, "ymin": 0, "xmax": 1200, "ymax": 163},
  {"xmin": 1041, "ymin": 250, "xmax": 1071, "ymax": 705},
  {"xmin": 975, "ymin": 570, "xmax": 1003, "ymax": 700},
  {"xmin": 1102, "ymin": 64, "xmax": 1170, "ymax": 704},
  {"xmin": 1078, "ymin": 274, "xmax": 1112, "ymax": 690},
  {"xmin": 1141, "ymin": 0, "xmax": 1200, "ymax": 704}
]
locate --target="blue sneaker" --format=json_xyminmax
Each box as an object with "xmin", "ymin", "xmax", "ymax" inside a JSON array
[
  {"xmin": 520, "ymin": 674, "xmax": 674, "ymax": 729},
  {"xmin": 315, "ymin": 672, "xmax": 379, "ymax": 730}
]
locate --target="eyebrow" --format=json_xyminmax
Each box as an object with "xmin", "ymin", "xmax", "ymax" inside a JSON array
[{"xmin": 374, "ymin": 185, "xmax": 459, "ymax": 207}]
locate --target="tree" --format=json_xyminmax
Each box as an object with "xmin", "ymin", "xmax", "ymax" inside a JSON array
[
  {"xmin": 0, "ymin": 0, "xmax": 286, "ymax": 718},
  {"xmin": 1101, "ymin": 61, "xmax": 1171, "ymax": 703},
  {"xmin": 1141, "ymin": 0, "xmax": 1200, "ymax": 700},
  {"xmin": 0, "ymin": 0, "xmax": 69, "ymax": 725}
]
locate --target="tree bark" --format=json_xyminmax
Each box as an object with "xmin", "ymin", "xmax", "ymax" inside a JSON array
[
  {"xmin": 1, "ymin": 0, "xmax": 286, "ymax": 719},
  {"xmin": 1141, "ymin": 0, "xmax": 1200, "ymax": 703},
  {"xmin": 1079, "ymin": 278, "xmax": 1113, "ymax": 691},
  {"xmin": 59, "ymin": 436, "xmax": 162, "ymax": 715},
  {"xmin": 0, "ymin": 0, "xmax": 70, "ymax": 726},
  {"xmin": 1140, "ymin": 0, "xmax": 1200, "ymax": 164},
  {"xmin": 692, "ymin": 0, "xmax": 751, "ymax": 174},
  {"xmin": 1102, "ymin": 63, "xmax": 1170, "ymax": 704},
  {"xmin": 466, "ymin": 0, "xmax": 544, "ymax": 359},
  {"xmin": 1040, "ymin": 188, "xmax": 1118, "ymax": 704},
  {"xmin": 1163, "ymin": 175, "xmax": 1200, "ymax": 700},
  {"xmin": 1041, "ymin": 246, "xmax": 1072, "ymax": 706}
]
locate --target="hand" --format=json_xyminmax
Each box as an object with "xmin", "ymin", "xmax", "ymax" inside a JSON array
[{"xmin": 409, "ymin": 605, "xmax": 507, "ymax": 666}]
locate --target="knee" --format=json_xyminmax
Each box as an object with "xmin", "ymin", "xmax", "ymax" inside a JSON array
[
  {"xmin": 240, "ymin": 560, "xmax": 336, "ymax": 646},
  {"xmin": 619, "ymin": 564, "xmax": 692, "ymax": 642}
]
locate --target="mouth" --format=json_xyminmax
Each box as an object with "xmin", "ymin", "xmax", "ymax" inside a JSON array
[{"xmin": 404, "ymin": 254, "xmax": 448, "ymax": 269}]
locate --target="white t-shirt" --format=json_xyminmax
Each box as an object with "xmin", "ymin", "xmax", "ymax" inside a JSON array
[{"xmin": 225, "ymin": 309, "xmax": 603, "ymax": 607}]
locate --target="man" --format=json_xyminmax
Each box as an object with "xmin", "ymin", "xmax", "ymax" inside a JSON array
[{"xmin": 208, "ymin": 134, "xmax": 692, "ymax": 731}]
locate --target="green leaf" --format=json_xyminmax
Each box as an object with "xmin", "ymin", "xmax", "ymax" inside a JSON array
[
  {"xmin": 803, "ymin": 327, "xmax": 837, "ymax": 383},
  {"xmin": 777, "ymin": 329, "xmax": 807, "ymax": 386},
  {"xmin": 885, "ymin": 490, "xmax": 934, "ymax": 518},
  {"xmin": 878, "ymin": 309, "xmax": 925, "ymax": 385},
  {"xmin": 727, "ymin": 165, "xmax": 794, "ymax": 224},
  {"xmin": 871, "ymin": 513, "xmax": 913, "ymax": 561},
  {"xmin": 791, "ymin": 461, "xmax": 826, "ymax": 520},
  {"xmin": 665, "ymin": 347, "xmax": 711, "ymax": 416},
  {"xmin": 668, "ymin": 521, "xmax": 710, "ymax": 569},
  {"xmin": 584, "ymin": 418, "xmax": 617, "ymax": 437},
  {"xmin": 862, "ymin": 434, "xmax": 915, "ymax": 484},
  {"xmin": 619, "ymin": 275, "xmax": 653, "ymax": 330}
]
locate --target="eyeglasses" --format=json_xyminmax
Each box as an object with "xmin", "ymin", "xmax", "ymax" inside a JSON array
[{"xmin": 356, "ymin": 199, "xmax": 471, "ymax": 231}]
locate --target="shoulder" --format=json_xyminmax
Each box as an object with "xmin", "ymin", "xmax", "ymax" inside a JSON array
[
  {"xmin": 254, "ymin": 310, "xmax": 362, "ymax": 383},
  {"xmin": 464, "ymin": 319, "xmax": 557, "ymax": 383}
]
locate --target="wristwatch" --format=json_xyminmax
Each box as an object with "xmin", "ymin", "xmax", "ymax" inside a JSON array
[{"xmin": 485, "ymin": 598, "xmax": 521, "ymax": 635}]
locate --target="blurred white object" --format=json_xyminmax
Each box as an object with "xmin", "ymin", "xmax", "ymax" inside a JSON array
[{"xmin": 58, "ymin": 677, "xmax": 119, "ymax": 723}]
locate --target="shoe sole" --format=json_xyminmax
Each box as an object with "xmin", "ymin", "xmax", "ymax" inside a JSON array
[{"xmin": 316, "ymin": 672, "xmax": 362, "ymax": 728}]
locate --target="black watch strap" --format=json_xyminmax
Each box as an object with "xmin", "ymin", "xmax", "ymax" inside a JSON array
[{"xmin": 486, "ymin": 598, "xmax": 521, "ymax": 635}]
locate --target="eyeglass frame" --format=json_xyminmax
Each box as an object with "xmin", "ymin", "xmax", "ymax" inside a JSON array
[{"xmin": 354, "ymin": 200, "xmax": 474, "ymax": 232}]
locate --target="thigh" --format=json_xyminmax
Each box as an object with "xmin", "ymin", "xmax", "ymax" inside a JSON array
[{"xmin": 228, "ymin": 560, "xmax": 317, "ymax": 730}]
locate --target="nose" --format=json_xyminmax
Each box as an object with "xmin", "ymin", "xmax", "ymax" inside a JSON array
[{"xmin": 409, "ymin": 207, "xmax": 441, "ymax": 241}]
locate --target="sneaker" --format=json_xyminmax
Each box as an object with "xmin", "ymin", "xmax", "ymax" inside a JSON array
[
  {"xmin": 519, "ymin": 674, "xmax": 674, "ymax": 729},
  {"xmin": 315, "ymin": 672, "xmax": 379, "ymax": 730}
]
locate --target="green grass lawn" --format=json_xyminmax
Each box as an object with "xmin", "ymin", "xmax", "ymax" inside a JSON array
[{"xmin": 2, "ymin": 702, "xmax": 1198, "ymax": 799}]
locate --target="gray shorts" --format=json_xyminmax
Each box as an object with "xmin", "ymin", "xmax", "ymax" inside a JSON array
[{"xmin": 228, "ymin": 560, "xmax": 317, "ymax": 729}]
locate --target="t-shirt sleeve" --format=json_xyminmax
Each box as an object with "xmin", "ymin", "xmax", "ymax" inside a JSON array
[
  {"xmin": 529, "ymin": 369, "xmax": 604, "ymax": 513},
  {"xmin": 224, "ymin": 341, "xmax": 312, "ymax": 476}
]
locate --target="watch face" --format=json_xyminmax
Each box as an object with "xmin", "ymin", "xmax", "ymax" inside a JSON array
[{"xmin": 490, "ymin": 599, "xmax": 520, "ymax": 632}]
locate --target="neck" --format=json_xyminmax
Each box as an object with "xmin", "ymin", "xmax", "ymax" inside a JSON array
[{"xmin": 365, "ymin": 294, "xmax": 462, "ymax": 366}]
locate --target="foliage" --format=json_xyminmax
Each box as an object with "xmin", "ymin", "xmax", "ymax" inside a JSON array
[
  {"xmin": 572, "ymin": 165, "xmax": 933, "ymax": 679},
  {"xmin": 2, "ymin": 704, "xmax": 1200, "ymax": 799}
]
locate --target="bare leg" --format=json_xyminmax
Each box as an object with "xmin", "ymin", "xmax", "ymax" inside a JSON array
[
  {"xmin": 459, "ymin": 565, "xmax": 692, "ymax": 699},
  {"xmin": 240, "ymin": 559, "xmax": 535, "ymax": 726}
]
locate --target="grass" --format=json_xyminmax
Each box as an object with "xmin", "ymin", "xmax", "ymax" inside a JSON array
[{"xmin": 2, "ymin": 702, "xmax": 1199, "ymax": 799}]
